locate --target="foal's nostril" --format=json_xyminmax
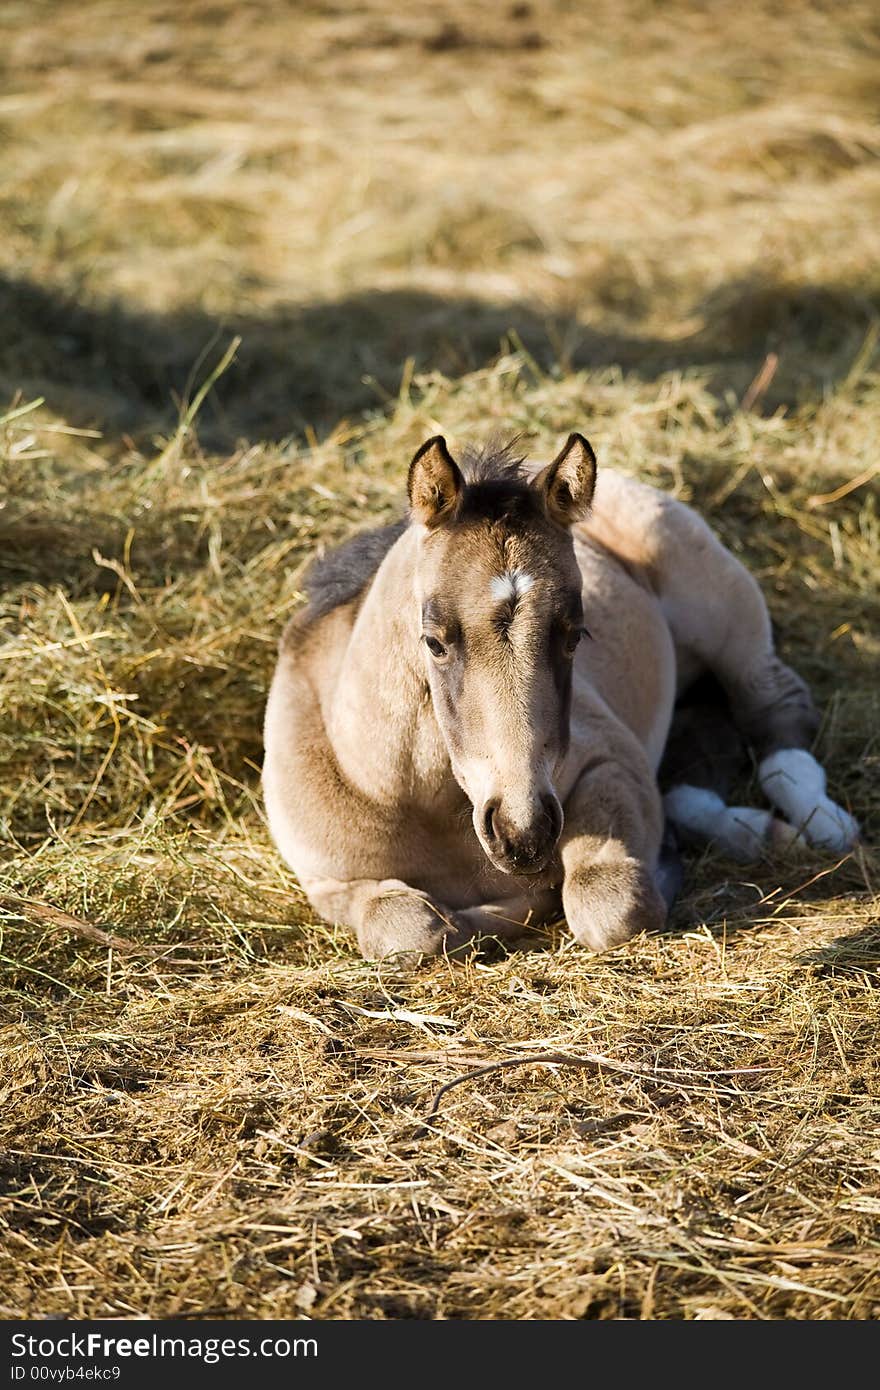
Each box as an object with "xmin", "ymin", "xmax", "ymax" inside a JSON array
[{"xmin": 483, "ymin": 799, "xmax": 501, "ymax": 844}]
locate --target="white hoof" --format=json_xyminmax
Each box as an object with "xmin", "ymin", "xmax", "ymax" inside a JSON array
[
  {"xmin": 759, "ymin": 749, "xmax": 859, "ymax": 853},
  {"xmin": 663, "ymin": 785, "xmax": 805, "ymax": 862}
]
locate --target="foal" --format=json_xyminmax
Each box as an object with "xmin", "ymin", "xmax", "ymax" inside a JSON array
[{"xmin": 263, "ymin": 435, "xmax": 857, "ymax": 959}]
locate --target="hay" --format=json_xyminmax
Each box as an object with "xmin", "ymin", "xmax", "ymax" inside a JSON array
[{"xmin": 0, "ymin": 0, "xmax": 878, "ymax": 1319}]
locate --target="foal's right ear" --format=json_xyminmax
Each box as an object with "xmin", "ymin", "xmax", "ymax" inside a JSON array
[
  {"xmin": 536, "ymin": 433, "xmax": 597, "ymax": 528},
  {"xmin": 407, "ymin": 436, "xmax": 464, "ymax": 528}
]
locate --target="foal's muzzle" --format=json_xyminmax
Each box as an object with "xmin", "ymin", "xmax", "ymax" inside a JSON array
[{"xmin": 480, "ymin": 794, "xmax": 563, "ymax": 875}]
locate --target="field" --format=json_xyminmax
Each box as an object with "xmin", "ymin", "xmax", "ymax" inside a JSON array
[{"xmin": 1, "ymin": 0, "xmax": 879, "ymax": 1319}]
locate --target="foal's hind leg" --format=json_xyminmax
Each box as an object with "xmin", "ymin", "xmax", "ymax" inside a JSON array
[
  {"xmin": 661, "ymin": 678, "xmax": 806, "ymax": 861},
  {"xmin": 650, "ymin": 496, "xmax": 859, "ymax": 853}
]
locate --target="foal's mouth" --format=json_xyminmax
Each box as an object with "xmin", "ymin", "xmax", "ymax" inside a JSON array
[
  {"xmin": 475, "ymin": 797, "xmax": 564, "ymax": 878},
  {"xmin": 485, "ymin": 851, "xmax": 556, "ymax": 878}
]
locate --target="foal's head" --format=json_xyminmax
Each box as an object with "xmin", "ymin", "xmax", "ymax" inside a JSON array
[{"xmin": 408, "ymin": 434, "xmax": 595, "ymax": 877}]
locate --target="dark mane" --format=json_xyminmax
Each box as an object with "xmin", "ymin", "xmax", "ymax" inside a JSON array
[
  {"xmin": 456, "ymin": 436, "xmax": 540, "ymax": 524},
  {"xmin": 285, "ymin": 518, "xmax": 406, "ymax": 641},
  {"xmin": 459, "ymin": 437, "xmax": 528, "ymax": 487}
]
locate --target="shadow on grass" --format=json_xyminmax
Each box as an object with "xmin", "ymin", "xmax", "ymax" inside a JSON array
[
  {"xmin": 2, "ymin": 269, "xmax": 878, "ymax": 450},
  {"xmin": 662, "ymin": 835, "xmax": 876, "ymax": 942},
  {"xmin": 796, "ymin": 923, "xmax": 880, "ymax": 975}
]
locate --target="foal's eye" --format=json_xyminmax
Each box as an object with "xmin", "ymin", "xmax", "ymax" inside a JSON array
[
  {"xmin": 563, "ymin": 626, "xmax": 585, "ymax": 659},
  {"xmin": 424, "ymin": 635, "xmax": 447, "ymax": 660}
]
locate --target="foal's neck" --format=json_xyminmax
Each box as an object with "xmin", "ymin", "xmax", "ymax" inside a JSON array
[{"xmin": 327, "ymin": 527, "xmax": 454, "ymax": 806}]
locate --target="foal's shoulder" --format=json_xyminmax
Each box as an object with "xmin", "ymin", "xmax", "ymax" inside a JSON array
[{"xmin": 282, "ymin": 517, "xmax": 407, "ymax": 649}]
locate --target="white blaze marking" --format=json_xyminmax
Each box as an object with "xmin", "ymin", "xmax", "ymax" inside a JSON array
[
  {"xmin": 490, "ymin": 570, "xmax": 534, "ymax": 604},
  {"xmin": 759, "ymin": 749, "xmax": 859, "ymax": 852}
]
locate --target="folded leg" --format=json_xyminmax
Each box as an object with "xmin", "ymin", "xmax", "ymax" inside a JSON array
[
  {"xmin": 560, "ymin": 741, "xmax": 667, "ymax": 951},
  {"xmin": 303, "ymin": 875, "xmax": 547, "ymax": 961}
]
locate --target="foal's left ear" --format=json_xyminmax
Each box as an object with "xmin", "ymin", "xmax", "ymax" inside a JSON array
[
  {"xmin": 407, "ymin": 436, "xmax": 464, "ymax": 528},
  {"xmin": 536, "ymin": 433, "xmax": 597, "ymax": 528}
]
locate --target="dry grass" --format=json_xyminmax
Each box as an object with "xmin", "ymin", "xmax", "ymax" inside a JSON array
[{"xmin": 1, "ymin": 0, "xmax": 879, "ymax": 1320}]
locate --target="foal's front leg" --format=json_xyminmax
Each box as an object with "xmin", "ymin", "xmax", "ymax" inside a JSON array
[
  {"xmin": 303, "ymin": 875, "xmax": 532, "ymax": 961},
  {"xmin": 560, "ymin": 753, "xmax": 667, "ymax": 951}
]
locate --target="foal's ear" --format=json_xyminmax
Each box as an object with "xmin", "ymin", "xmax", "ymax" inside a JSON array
[
  {"xmin": 407, "ymin": 436, "xmax": 464, "ymax": 528},
  {"xmin": 536, "ymin": 433, "xmax": 597, "ymax": 528}
]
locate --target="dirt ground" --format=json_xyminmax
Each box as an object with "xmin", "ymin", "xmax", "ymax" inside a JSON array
[{"xmin": 1, "ymin": 0, "xmax": 878, "ymax": 1318}]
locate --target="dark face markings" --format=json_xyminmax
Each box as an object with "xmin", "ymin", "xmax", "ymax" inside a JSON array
[
  {"xmin": 417, "ymin": 505, "xmax": 587, "ymax": 775},
  {"xmin": 421, "ymin": 566, "xmax": 585, "ymax": 753}
]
